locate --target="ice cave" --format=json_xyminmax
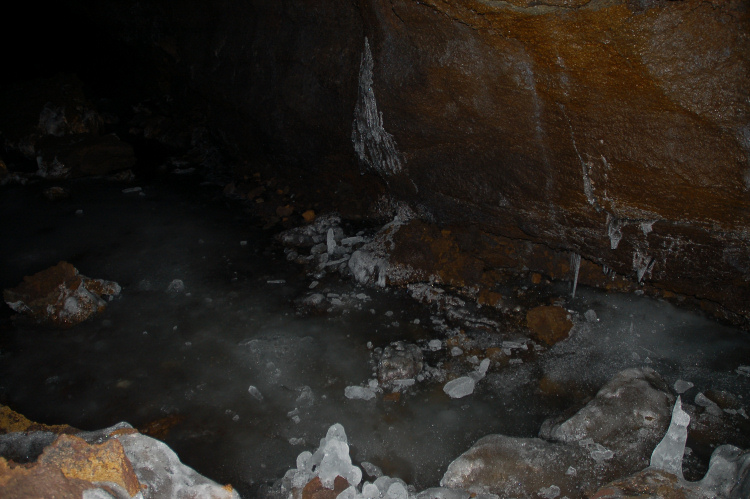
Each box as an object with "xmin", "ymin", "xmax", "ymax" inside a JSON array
[{"xmin": 1, "ymin": 1, "xmax": 749, "ymax": 498}]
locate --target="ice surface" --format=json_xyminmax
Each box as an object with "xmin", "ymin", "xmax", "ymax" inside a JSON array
[
  {"xmin": 650, "ymin": 396, "xmax": 689, "ymax": 479},
  {"xmin": 3, "ymin": 179, "xmax": 750, "ymax": 498}
]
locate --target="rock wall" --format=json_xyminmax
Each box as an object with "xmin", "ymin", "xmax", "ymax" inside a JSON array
[{"xmin": 75, "ymin": 0, "xmax": 750, "ymax": 325}]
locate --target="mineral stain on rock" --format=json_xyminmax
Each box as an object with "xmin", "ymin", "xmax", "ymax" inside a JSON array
[{"xmin": 3, "ymin": 261, "xmax": 121, "ymax": 328}]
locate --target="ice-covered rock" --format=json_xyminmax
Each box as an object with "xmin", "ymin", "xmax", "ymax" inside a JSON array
[
  {"xmin": 378, "ymin": 341, "xmax": 423, "ymax": 385},
  {"xmin": 428, "ymin": 339, "xmax": 442, "ymax": 351},
  {"xmin": 116, "ymin": 431, "xmax": 239, "ymax": 498},
  {"xmin": 695, "ymin": 392, "xmax": 724, "ymax": 417},
  {"xmin": 540, "ymin": 367, "xmax": 673, "ymax": 466},
  {"xmin": 440, "ymin": 434, "xmax": 593, "ymax": 498},
  {"xmin": 594, "ymin": 443, "xmax": 750, "ymax": 499},
  {"xmin": 345, "ymin": 385, "xmax": 377, "ymax": 401},
  {"xmin": 699, "ymin": 444, "xmax": 750, "ymax": 498},
  {"xmin": 349, "ymin": 249, "xmax": 388, "ymax": 287},
  {"xmin": 277, "ymin": 213, "xmax": 341, "ymax": 248},
  {"xmin": 674, "ymin": 379, "xmax": 694, "ymax": 394}
]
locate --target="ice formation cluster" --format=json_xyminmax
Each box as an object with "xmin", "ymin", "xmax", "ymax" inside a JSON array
[{"xmin": 281, "ymin": 424, "xmax": 500, "ymax": 499}]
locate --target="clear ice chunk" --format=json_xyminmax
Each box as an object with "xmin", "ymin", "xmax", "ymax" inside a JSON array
[
  {"xmin": 650, "ymin": 396, "xmax": 689, "ymax": 479},
  {"xmin": 443, "ymin": 376, "xmax": 475, "ymax": 399}
]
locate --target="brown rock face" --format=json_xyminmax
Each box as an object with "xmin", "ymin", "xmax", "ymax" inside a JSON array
[
  {"xmin": 75, "ymin": 0, "xmax": 750, "ymax": 325},
  {"xmin": 526, "ymin": 305, "xmax": 574, "ymax": 345}
]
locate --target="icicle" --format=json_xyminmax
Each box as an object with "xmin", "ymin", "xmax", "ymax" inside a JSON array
[
  {"xmin": 570, "ymin": 252, "xmax": 581, "ymax": 299},
  {"xmin": 606, "ymin": 214, "xmax": 623, "ymax": 250}
]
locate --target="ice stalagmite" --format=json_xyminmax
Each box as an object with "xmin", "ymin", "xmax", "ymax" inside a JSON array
[{"xmin": 649, "ymin": 396, "xmax": 689, "ymax": 479}]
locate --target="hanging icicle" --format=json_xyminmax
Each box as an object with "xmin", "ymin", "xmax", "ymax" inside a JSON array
[{"xmin": 570, "ymin": 252, "xmax": 581, "ymax": 298}]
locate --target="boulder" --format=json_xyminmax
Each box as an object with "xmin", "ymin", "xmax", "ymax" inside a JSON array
[
  {"xmin": 36, "ymin": 133, "xmax": 136, "ymax": 178},
  {"xmin": 540, "ymin": 368, "xmax": 674, "ymax": 473},
  {"xmin": 377, "ymin": 341, "xmax": 424, "ymax": 385},
  {"xmin": 3, "ymin": 261, "xmax": 121, "ymax": 328},
  {"xmin": 37, "ymin": 434, "xmax": 141, "ymax": 497},
  {"xmin": 441, "ymin": 368, "xmax": 675, "ymax": 498},
  {"xmin": 440, "ymin": 434, "xmax": 595, "ymax": 498},
  {"xmin": 526, "ymin": 305, "xmax": 574, "ymax": 346},
  {"xmin": 0, "ymin": 413, "xmax": 240, "ymax": 499}
]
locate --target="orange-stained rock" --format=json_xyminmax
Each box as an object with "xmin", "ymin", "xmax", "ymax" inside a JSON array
[
  {"xmin": 0, "ymin": 457, "xmax": 94, "ymax": 498},
  {"xmin": 590, "ymin": 468, "xmax": 704, "ymax": 498},
  {"xmin": 277, "ymin": 204, "xmax": 295, "ymax": 218},
  {"xmin": 138, "ymin": 413, "xmax": 186, "ymax": 440},
  {"xmin": 383, "ymin": 392, "xmax": 401, "ymax": 403},
  {"xmin": 38, "ymin": 434, "xmax": 141, "ymax": 496},
  {"xmin": 3, "ymin": 261, "xmax": 121, "ymax": 328},
  {"xmin": 301, "ymin": 475, "xmax": 350, "ymax": 499},
  {"xmin": 302, "ymin": 210, "xmax": 316, "ymax": 223},
  {"xmin": 526, "ymin": 305, "xmax": 573, "ymax": 345},
  {"xmin": 0, "ymin": 405, "xmax": 77, "ymax": 435}
]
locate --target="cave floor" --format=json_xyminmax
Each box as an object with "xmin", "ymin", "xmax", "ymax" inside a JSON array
[{"xmin": 1, "ymin": 174, "xmax": 749, "ymax": 497}]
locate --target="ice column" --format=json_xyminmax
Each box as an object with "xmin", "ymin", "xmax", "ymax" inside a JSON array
[{"xmin": 650, "ymin": 396, "xmax": 690, "ymax": 479}]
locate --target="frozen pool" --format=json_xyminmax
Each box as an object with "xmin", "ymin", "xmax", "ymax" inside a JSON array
[{"xmin": 1, "ymin": 176, "xmax": 748, "ymax": 497}]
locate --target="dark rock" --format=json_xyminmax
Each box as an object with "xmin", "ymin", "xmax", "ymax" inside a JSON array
[{"xmin": 36, "ymin": 133, "xmax": 136, "ymax": 178}]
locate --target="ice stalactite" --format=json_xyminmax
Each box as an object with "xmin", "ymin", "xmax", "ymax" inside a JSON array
[
  {"xmin": 570, "ymin": 252, "xmax": 581, "ymax": 298},
  {"xmin": 606, "ymin": 214, "xmax": 623, "ymax": 250},
  {"xmin": 633, "ymin": 249, "xmax": 655, "ymax": 284},
  {"xmin": 352, "ymin": 37, "xmax": 403, "ymax": 179}
]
